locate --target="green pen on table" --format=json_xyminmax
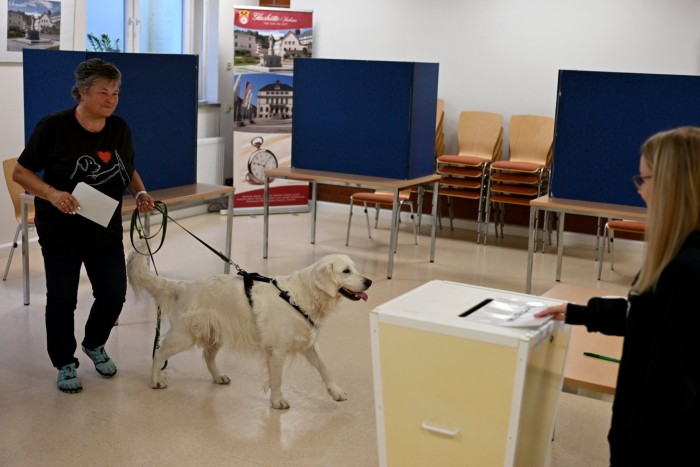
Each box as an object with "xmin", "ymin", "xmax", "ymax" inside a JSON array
[{"xmin": 583, "ymin": 351, "xmax": 620, "ymax": 363}]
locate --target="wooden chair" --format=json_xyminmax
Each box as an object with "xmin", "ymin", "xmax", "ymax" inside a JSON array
[
  {"xmin": 435, "ymin": 111, "xmax": 503, "ymax": 243},
  {"xmin": 435, "ymin": 98, "xmax": 445, "ymax": 158},
  {"xmin": 3, "ymin": 157, "xmax": 35, "ymax": 281},
  {"xmin": 597, "ymin": 220, "xmax": 646, "ymax": 280},
  {"xmin": 484, "ymin": 114, "xmax": 554, "ymax": 244},
  {"xmin": 412, "ymin": 98, "xmax": 446, "ymax": 230},
  {"xmin": 345, "ymin": 189, "xmax": 417, "ymax": 250}
]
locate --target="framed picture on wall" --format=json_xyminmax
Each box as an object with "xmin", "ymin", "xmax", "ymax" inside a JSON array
[{"xmin": 0, "ymin": 0, "xmax": 75, "ymax": 63}]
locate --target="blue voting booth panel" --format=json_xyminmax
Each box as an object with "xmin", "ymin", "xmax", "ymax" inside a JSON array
[
  {"xmin": 551, "ymin": 70, "xmax": 700, "ymax": 207},
  {"xmin": 23, "ymin": 50, "xmax": 198, "ymax": 191},
  {"xmin": 292, "ymin": 58, "xmax": 439, "ymax": 180}
]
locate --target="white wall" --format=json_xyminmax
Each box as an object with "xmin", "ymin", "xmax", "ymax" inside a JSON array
[
  {"xmin": 293, "ymin": 0, "xmax": 700, "ymax": 154},
  {"xmin": 2, "ymin": 0, "xmax": 700, "ymax": 257}
]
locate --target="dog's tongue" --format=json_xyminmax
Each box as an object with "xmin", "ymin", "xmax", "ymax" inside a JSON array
[{"xmin": 358, "ymin": 292, "xmax": 368, "ymax": 302}]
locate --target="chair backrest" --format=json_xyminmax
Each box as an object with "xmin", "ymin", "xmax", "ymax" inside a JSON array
[
  {"xmin": 3, "ymin": 157, "xmax": 32, "ymax": 223},
  {"xmin": 436, "ymin": 98, "xmax": 444, "ymax": 131},
  {"xmin": 435, "ymin": 98, "xmax": 445, "ymax": 158},
  {"xmin": 508, "ymin": 115, "xmax": 555, "ymax": 165},
  {"xmin": 457, "ymin": 111, "xmax": 504, "ymax": 161}
]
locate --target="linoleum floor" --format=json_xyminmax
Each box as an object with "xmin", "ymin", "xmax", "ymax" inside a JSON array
[{"xmin": 0, "ymin": 203, "xmax": 639, "ymax": 466}]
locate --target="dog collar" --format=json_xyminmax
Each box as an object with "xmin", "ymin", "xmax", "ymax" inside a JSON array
[{"xmin": 238, "ymin": 271, "xmax": 316, "ymax": 327}]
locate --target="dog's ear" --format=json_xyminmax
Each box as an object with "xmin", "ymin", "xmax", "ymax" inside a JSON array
[
  {"xmin": 314, "ymin": 261, "xmax": 339, "ymax": 297},
  {"xmin": 77, "ymin": 156, "xmax": 90, "ymax": 171}
]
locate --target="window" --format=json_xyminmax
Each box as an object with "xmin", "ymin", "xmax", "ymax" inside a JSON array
[{"xmin": 87, "ymin": 0, "xmax": 218, "ymax": 103}]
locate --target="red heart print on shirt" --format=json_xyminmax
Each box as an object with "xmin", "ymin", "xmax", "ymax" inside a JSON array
[{"xmin": 97, "ymin": 151, "xmax": 112, "ymax": 164}]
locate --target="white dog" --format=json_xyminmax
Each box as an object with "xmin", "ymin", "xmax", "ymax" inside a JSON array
[{"xmin": 126, "ymin": 251, "xmax": 372, "ymax": 409}]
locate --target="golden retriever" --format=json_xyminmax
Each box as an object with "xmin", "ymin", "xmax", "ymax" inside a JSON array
[{"xmin": 126, "ymin": 251, "xmax": 372, "ymax": 409}]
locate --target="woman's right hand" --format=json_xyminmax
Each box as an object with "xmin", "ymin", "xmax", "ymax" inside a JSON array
[
  {"xmin": 47, "ymin": 188, "xmax": 79, "ymax": 215},
  {"xmin": 534, "ymin": 303, "xmax": 568, "ymax": 321}
]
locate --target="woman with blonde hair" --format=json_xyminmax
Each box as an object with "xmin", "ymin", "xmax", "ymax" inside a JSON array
[{"xmin": 536, "ymin": 126, "xmax": 700, "ymax": 466}]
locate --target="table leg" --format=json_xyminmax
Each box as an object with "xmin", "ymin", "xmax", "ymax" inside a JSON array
[
  {"xmin": 526, "ymin": 204, "xmax": 537, "ymax": 294},
  {"xmin": 224, "ymin": 192, "xmax": 233, "ymax": 274},
  {"xmin": 21, "ymin": 198, "xmax": 29, "ymax": 306},
  {"xmin": 387, "ymin": 188, "xmax": 400, "ymax": 279},
  {"xmin": 430, "ymin": 180, "xmax": 438, "ymax": 262},
  {"xmin": 310, "ymin": 182, "xmax": 317, "ymax": 244},
  {"xmin": 416, "ymin": 186, "xmax": 424, "ymax": 230},
  {"xmin": 263, "ymin": 175, "xmax": 270, "ymax": 259},
  {"xmin": 556, "ymin": 212, "xmax": 566, "ymax": 281},
  {"xmin": 594, "ymin": 217, "xmax": 603, "ymax": 261}
]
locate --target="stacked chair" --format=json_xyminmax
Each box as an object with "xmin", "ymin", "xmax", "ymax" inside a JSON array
[
  {"xmin": 435, "ymin": 111, "xmax": 504, "ymax": 243},
  {"xmin": 434, "ymin": 98, "xmax": 446, "ymax": 158},
  {"xmin": 484, "ymin": 114, "xmax": 555, "ymax": 244}
]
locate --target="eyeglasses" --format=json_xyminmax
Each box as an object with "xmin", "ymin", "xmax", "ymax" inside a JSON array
[{"xmin": 632, "ymin": 174, "xmax": 652, "ymax": 190}]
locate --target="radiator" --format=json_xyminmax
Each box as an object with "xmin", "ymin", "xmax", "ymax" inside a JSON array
[{"xmin": 196, "ymin": 137, "xmax": 225, "ymax": 185}]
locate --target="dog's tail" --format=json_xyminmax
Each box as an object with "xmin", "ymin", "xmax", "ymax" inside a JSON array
[{"xmin": 126, "ymin": 249, "xmax": 182, "ymax": 312}]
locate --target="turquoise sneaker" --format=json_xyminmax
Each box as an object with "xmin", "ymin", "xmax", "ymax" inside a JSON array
[
  {"xmin": 82, "ymin": 345, "xmax": 117, "ymax": 377},
  {"xmin": 57, "ymin": 363, "xmax": 82, "ymax": 393}
]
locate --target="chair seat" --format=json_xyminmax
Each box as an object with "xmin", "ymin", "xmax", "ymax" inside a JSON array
[
  {"xmin": 437, "ymin": 165, "xmax": 485, "ymax": 179},
  {"xmin": 490, "ymin": 171, "xmax": 542, "ymax": 185},
  {"xmin": 439, "ymin": 187, "xmax": 482, "ymax": 200},
  {"xmin": 439, "ymin": 177, "xmax": 482, "ymax": 190},
  {"xmin": 489, "ymin": 193, "xmax": 534, "ymax": 205},
  {"xmin": 490, "ymin": 183, "xmax": 540, "ymax": 197},
  {"xmin": 350, "ymin": 191, "xmax": 410, "ymax": 206},
  {"xmin": 491, "ymin": 160, "xmax": 547, "ymax": 173},
  {"xmin": 437, "ymin": 154, "xmax": 491, "ymax": 166},
  {"xmin": 606, "ymin": 220, "xmax": 646, "ymax": 234}
]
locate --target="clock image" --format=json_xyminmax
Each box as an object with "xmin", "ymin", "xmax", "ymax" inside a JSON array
[{"xmin": 246, "ymin": 136, "xmax": 278, "ymax": 184}]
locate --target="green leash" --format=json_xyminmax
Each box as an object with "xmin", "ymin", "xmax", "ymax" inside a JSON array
[{"xmin": 130, "ymin": 202, "xmax": 169, "ymax": 366}]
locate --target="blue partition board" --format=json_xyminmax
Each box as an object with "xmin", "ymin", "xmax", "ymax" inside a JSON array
[
  {"xmin": 292, "ymin": 58, "xmax": 439, "ymax": 179},
  {"xmin": 23, "ymin": 50, "xmax": 198, "ymax": 191},
  {"xmin": 551, "ymin": 70, "xmax": 700, "ymax": 208}
]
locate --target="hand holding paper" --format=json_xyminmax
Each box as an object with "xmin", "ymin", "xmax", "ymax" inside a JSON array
[{"xmin": 71, "ymin": 182, "xmax": 119, "ymax": 228}]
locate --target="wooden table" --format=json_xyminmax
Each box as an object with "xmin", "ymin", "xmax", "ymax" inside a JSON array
[
  {"xmin": 526, "ymin": 195, "xmax": 646, "ymax": 293},
  {"xmin": 263, "ymin": 167, "xmax": 441, "ymax": 279},
  {"xmin": 542, "ymin": 283, "xmax": 625, "ymax": 395},
  {"xmin": 20, "ymin": 183, "xmax": 235, "ymax": 305}
]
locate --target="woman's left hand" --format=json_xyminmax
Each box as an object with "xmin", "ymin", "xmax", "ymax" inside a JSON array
[
  {"xmin": 534, "ymin": 303, "xmax": 568, "ymax": 320},
  {"xmin": 136, "ymin": 192, "xmax": 155, "ymax": 213}
]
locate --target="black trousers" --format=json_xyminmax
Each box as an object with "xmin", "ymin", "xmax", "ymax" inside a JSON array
[{"xmin": 40, "ymin": 242, "xmax": 126, "ymax": 369}]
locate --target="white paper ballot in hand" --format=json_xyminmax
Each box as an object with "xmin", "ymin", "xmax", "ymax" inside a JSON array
[
  {"xmin": 71, "ymin": 182, "xmax": 119, "ymax": 228},
  {"xmin": 464, "ymin": 297, "xmax": 554, "ymax": 328}
]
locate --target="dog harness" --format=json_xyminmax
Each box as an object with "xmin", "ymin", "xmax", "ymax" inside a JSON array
[{"xmin": 238, "ymin": 271, "xmax": 317, "ymax": 327}]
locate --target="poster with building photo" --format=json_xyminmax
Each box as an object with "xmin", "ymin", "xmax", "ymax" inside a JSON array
[
  {"xmin": 233, "ymin": 6, "xmax": 313, "ymax": 212},
  {"xmin": 0, "ymin": 0, "xmax": 75, "ymax": 62}
]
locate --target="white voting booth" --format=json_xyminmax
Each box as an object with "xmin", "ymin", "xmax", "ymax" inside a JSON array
[{"xmin": 370, "ymin": 281, "xmax": 571, "ymax": 467}]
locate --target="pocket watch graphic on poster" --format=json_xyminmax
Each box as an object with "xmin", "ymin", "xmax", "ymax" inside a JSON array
[{"xmin": 246, "ymin": 136, "xmax": 278, "ymax": 184}]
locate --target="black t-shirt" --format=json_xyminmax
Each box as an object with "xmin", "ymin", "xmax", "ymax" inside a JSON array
[{"xmin": 18, "ymin": 107, "xmax": 135, "ymax": 247}]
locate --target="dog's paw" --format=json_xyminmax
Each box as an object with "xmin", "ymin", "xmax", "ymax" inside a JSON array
[
  {"xmin": 214, "ymin": 375, "xmax": 231, "ymax": 385},
  {"xmin": 271, "ymin": 396, "xmax": 290, "ymax": 410},
  {"xmin": 327, "ymin": 384, "xmax": 348, "ymax": 402},
  {"xmin": 151, "ymin": 379, "xmax": 168, "ymax": 389}
]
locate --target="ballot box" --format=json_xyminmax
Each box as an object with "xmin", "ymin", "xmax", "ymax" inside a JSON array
[{"xmin": 370, "ymin": 281, "xmax": 571, "ymax": 467}]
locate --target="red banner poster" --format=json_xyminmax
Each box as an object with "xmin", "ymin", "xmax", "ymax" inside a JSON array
[{"xmin": 232, "ymin": 6, "xmax": 313, "ymax": 212}]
